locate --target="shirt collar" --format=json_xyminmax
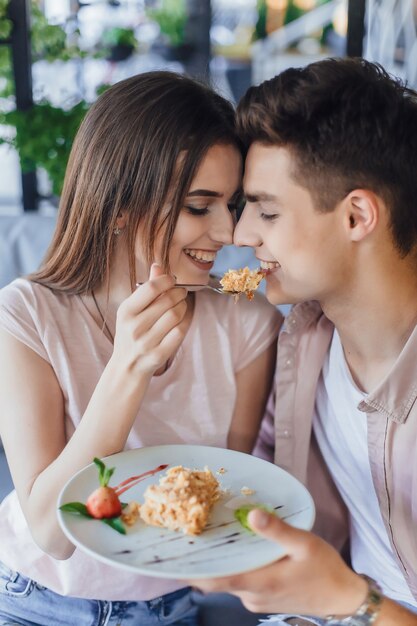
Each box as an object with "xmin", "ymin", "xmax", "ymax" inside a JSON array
[
  {"xmin": 356, "ymin": 324, "xmax": 417, "ymax": 424},
  {"xmin": 286, "ymin": 301, "xmax": 417, "ymax": 424}
]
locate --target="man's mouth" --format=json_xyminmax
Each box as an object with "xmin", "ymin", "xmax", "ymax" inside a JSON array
[
  {"xmin": 259, "ymin": 260, "xmax": 281, "ymax": 271},
  {"xmin": 184, "ymin": 248, "xmax": 217, "ymax": 264}
]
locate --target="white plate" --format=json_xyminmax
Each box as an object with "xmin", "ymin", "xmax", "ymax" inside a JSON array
[{"xmin": 57, "ymin": 445, "xmax": 315, "ymax": 579}]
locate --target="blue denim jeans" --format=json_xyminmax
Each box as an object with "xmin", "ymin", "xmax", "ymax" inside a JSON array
[{"xmin": 0, "ymin": 561, "xmax": 198, "ymax": 626}]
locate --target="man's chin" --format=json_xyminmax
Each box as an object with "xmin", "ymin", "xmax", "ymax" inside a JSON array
[{"xmin": 265, "ymin": 285, "xmax": 297, "ymax": 307}]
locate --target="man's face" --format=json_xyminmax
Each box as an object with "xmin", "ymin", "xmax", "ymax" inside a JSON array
[{"xmin": 234, "ymin": 143, "xmax": 349, "ymax": 306}]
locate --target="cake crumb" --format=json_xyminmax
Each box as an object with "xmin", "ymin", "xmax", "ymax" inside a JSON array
[{"xmin": 121, "ymin": 501, "xmax": 141, "ymax": 526}]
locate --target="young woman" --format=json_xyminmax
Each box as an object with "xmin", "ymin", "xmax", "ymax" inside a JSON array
[{"xmin": 0, "ymin": 72, "xmax": 281, "ymax": 626}]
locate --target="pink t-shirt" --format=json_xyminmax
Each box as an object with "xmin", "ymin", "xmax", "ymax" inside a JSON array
[{"xmin": 0, "ymin": 278, "xmax": 280, "ymax": 601}]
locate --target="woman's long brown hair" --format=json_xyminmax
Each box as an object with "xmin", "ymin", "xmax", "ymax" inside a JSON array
[{"xmin": 31, "ymin": 71, "xmax": 239, "ymax": 293}]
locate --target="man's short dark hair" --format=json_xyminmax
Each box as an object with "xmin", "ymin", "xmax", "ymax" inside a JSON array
[{"xmin": 237, "ymin": 58, "xmax": 417, "ymax": 256}]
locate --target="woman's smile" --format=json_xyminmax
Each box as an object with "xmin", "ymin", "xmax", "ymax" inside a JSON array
[{"xmin": 184, "ymin": 248, "xmax": 217, "ymax": 271}]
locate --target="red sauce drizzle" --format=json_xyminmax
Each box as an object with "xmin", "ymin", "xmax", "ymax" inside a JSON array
[{"xmin": 114, "ymin": 464, "xmax": 168, "ymax": 496}]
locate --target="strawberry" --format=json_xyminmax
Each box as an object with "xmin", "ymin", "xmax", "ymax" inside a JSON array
[{"xmin": 85, "ymin": 458, "xmax": 122, "ymax": 519}]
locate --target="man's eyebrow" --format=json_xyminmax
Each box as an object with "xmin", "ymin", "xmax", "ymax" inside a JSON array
[
  {"xmin": 186, "ymin": 189, "xmax": 223, "ymax": 197},
  {"xmin": 244, "ymin": 192, "xmax": 280, "ymax": 203}
]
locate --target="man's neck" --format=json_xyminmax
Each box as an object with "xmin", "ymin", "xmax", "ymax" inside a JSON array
[{"xmin": 321, "ymin": 262, "xmax": 417, "ymax": 393}]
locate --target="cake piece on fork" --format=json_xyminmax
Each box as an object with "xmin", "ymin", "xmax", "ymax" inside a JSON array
[{"xmin": 220, "ymin": 266, "xmax": 265, "ymax": 300}]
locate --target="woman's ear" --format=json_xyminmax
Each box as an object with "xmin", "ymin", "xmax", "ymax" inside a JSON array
[
  {"xmin": 344, "ymin": 189, "xmax": 379, "ymax": 242},
  {"xmin": 115, "ymin": 210, "xmax": 128, "ymax": 231}
]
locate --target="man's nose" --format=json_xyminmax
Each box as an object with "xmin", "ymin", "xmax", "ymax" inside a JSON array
[{"xmin": 233, "ymin": 207, "xmax": 261, "ymax": 248}]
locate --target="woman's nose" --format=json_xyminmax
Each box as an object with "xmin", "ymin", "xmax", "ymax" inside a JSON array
[
  {"xmin": 233, "ymin": 207, "xmax": 261, "ymax": 248},
  {"xmin": 210, "ymin": 208, "xmax": 234, "ymax": 245}
]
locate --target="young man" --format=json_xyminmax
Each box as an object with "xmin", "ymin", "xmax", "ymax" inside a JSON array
[{"xmin": 190, "ymin": 59, "xmax": 417, "ymax": 625}]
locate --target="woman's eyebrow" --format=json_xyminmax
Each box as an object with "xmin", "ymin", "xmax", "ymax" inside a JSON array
[{"xmin": 186, "ymin": 189, "xmax": 223, "ymax": 197}]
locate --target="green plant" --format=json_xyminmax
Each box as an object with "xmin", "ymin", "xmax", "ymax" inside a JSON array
[
  {"xmin": 253, "ymin": 0, "xmax": 267, "ymax": 41},
  {"xmin": 0, "ymin": 1, "xmax": 105, "ymax": 196},
  {"xmin": 30, "ymin": 3, "xmax": 82, "ymax": 62},
  {"xmin": 101, "ymin": 26, "xmax": 137, "ymax": 49},
  {"xmin": 0, "ymin": 100, "xmax": 89, "ymax": 196},
  {"xmin": 284, "ymin": 0, "xmax": 332, "ymax": 26},
  {"xmin": 0, "ymin": 0, "xmax": 11, "ymax": 38},
  {"xmin": 147, "ymin": 0, "xmax": 187, "ymax": 47},
  {"xmin": 0, "ymin": 0, "xmax": 13, "ymax": 96},
  {"xmin": 0, "ymin": 1, "xmax": 84, "ymax": 97}
]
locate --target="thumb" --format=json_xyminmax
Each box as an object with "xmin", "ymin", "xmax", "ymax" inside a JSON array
[
  {"xmin": 149, "ymin": 262, "xmax": 164, "ymax": 280},
  {"xmin": 248, "ymin": 509, "xmax": 307, "ymax": 558}
]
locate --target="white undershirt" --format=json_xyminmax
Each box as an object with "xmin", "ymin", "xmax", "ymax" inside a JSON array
[{"xmin": 313, "ymin": 329, "xmax": 416, "ymax": 606}]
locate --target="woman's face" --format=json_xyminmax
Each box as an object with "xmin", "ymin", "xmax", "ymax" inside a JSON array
[{"xmin": 149, "ymin": 143, "xmax": 242, "ymax": 284}]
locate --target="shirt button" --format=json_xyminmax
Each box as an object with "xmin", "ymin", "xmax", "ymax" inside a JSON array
[{"xmin": 286, "ymin": 317, "xmax": 297, "ymax": 331}]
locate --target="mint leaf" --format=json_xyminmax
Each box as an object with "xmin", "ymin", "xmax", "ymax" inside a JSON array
[
  {"xmin": 59, "ymin": 501, "xmax": 126, "ymax": 535},
  {"xmin": 234, "ymin": 504, "xmax": 274, "ymax": 532},
  {"xmin": 59, "ymin": 502, "xmax": 92, "ymax": 518},
  {"xmin": 93, "ymin": 457, "xmax": 115, "ymax": 487},
  {"xmin": 102, "ymin": 517, "xmax": 126, "ymax": 534},
  {"xmin": 103, "ymin": 465, "xmax": 115, "ymax": 486},
  {"xmin": 93, "ymin": 457, "xmax": 106, "ymax": 486}
]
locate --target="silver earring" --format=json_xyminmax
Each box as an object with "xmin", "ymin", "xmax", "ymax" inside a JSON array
[{"xmin": 114, "ymin": 226, "xmax": 121, "ymax": 236}]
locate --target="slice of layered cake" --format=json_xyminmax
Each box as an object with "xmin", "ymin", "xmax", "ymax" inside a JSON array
[{"xmin": 139, "ymin": 465, "xmax": 220, "ymax": 535}]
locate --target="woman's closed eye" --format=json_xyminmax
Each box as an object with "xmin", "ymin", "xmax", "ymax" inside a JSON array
[
  {"xmin": 184, "ymin": 205, "xmax": 209, "ymax": 216},
  {"xmin": 184, "ymin": 203, "xmax": 238, "ymax": 217}
]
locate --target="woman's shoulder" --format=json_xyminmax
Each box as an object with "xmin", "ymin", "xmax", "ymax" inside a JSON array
[
  {"xmin": 0, "ymin": 279, "xmax": 82, "ymax": 362},
  {"xmin": 0, "ymin": 278, "xmax": 58, "ymax": 310},
  {"xmin": 0, "ymin": 277, "xmax": 37, "ymax": 308},
  {"xmin": 0, "ymin": 278, "xmax": 78, "ymax": 328}
]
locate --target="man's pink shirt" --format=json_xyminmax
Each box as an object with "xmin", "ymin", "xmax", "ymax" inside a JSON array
[{"xmin": 256, "ymin": 300, "xmax": 417, "ymax": 602}]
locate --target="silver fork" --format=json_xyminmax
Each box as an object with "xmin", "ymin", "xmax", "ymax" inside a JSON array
[{"xmin": 135, "ymin": 281, "xmax": 227, "ymax": 294}]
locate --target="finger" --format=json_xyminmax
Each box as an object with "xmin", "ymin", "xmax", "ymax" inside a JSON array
[
  {"xmin": 149, "ymin": 262, "xmax": 164, "ymax": 280},
  {"xmin": 122, "ymin": 275, "xmax": 179, "ymax": 316},
  {"xmin": 248, "ymin": 509, "xmax": 308, "ymax": 558},
  {"xmin": 127, "ymin": 289, "xmax": 187, "ymax": 339},
  {"xmin": 186, "ymin": 576, "xmax": 242, "ymax": 594},
  {"xmin": 139, "ymin": 300, "xmax": 187, "ymax": 355}
]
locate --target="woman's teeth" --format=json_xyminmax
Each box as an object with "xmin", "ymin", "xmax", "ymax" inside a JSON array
[
  {"xmin": 260, "ymin": 260, "xmax": 281, "ymax": 270},
  {"xmin": 184, "ymin": 249, "xmax": 216, "ymax": 263}
]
